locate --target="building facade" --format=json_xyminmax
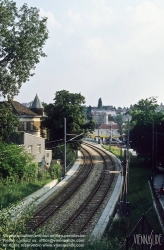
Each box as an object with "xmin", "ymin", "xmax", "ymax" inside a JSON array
[
  {"xmin": 10, "ymin": 100, "xmax": 42, "ymax": 137},
  {"xmin": 8, "ymin": 94, "xmax": 51, "ymax": 166}
]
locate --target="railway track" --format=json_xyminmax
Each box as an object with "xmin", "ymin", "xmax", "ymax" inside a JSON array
[
  {"xmin": 27, "ymin": 146, "xmax": 93, "ymax": 231},
  {"xmin": 27, "ymin": 142, "xmax": 117, "ymax": 234},
  {"xmin": 61, "ymin": 142, "xmax": 116, "ymax": 234}
]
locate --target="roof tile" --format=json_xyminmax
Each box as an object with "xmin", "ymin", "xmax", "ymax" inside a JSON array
[{"xmin": 11, "ymin": 101, "xmax": 38, "ymax": 116}]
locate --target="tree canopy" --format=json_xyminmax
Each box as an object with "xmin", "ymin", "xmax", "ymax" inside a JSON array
[
  {"xmin": 130, "ymin": 97, "xmax": 164, "ymax": 162},
  {"xmin": 115, "ymin": 114, "xmax": 124, "ymax": 135},
  {"xmin": 0, "ymin": 0, "xmax": 48, "ymax": 98},
  {"xmin": 87, "ymin": 105, "xmax": 92, "ymax": 120},
  {"xmin": 130, "ymin": 97, "xmax": 159, "ymax": 125},
  {"xmin": 0, "ymin": 101, "xmax": 20, "ymax": 141},
  {"xmin": 42, "ymin": 90, "xmax": 95, "ymax": 149}
]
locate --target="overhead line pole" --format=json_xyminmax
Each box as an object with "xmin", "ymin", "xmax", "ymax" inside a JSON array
[
  {"xmin": 64, "ymin": 118, "xmax": 66, "ymax": 177},
  {"xmin": 152, "ymin": 120, "xmax": 155, "ymax": 182},
  {"xmin": 63, "ymin": 119, "xmax": 84, "ymax": 177},
  {"xmin": 68, "ymin": 133, "xmax": 83, "ymax": 141}
]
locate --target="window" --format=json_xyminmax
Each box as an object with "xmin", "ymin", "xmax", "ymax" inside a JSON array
[
  {"xmin": 37, "ymin": 144, "xmax": 41, "ymax": 153},
  {"xmin": 28, "ymin": 145, "xmax": 32, "ymax": 154},
  {"xmin": 30, "ymin": 122, "xmax": 34, "ymax": 130},
  {"xmin": 24, "ymin": 122, "xmax": 27, "ymax": 130}
]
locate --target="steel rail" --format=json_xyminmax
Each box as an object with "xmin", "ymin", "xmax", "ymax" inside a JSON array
[
  {"xmin": 27, "ymin": 147, "xmax": 93, "ymax": 231},
  {"xmin": 61, "ymin": 142, "xmax": 115, "ymax": 234}
]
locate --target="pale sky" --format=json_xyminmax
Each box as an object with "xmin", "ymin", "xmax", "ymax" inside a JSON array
[{"xmin": 14, "ymin": 0, "xmax": 164, "ymax": 108}]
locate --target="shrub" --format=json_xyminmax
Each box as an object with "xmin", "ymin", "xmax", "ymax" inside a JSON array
[
  {"xmin": 49, "ymin": 164, "xmax": 62, "ymax": 180},
  {"xmin": 52, "ymin": 144, "xmax": 76, "ymax": 166},
  {"xmin": 0, "ymin": 141, "xmax": 38, "ymax": 182}
]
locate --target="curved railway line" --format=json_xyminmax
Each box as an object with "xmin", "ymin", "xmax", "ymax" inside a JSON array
[
  {"xmin": 27, "ymin": 147, "xmax": 92, "ymax": 231},
  {"xmin": 27, "ymin": 142, "xmax": 119, "ymax": 235}
]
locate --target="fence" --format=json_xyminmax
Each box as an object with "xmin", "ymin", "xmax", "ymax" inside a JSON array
[{"xmin": 119, "ymin": 215, "xmax": 164, "ymax": 250}]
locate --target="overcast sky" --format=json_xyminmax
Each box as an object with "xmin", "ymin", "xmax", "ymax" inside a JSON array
[{"xmin": 14, "ymin": 0, "xmax": 164, "ymax": 108}]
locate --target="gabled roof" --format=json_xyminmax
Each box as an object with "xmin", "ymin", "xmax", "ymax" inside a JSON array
[
  {"xmin": 31, "ymin": 94, "xmax": 43, "ymax": 109},
  {"xmin": 11, "ymin": 101, "xmax": 38, "ymax": 116}
]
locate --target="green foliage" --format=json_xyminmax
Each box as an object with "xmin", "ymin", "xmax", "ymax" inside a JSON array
[
  {"xmin": 52, "ymin": 144, "xmax": 76, "ymax": 167},
  {"xmin": 0, "ymin": 0, "xmax": 48, "ymax": 98},
  {"xmin": 0, "ymin": 101, "xmax": 20, "ymax": 141},
  {"xmin": 48, "ymin": 164, "xmax": 62, "ymax": 180},
  {"xmin": 42, "ymin": 90, "xmax": 95, "ymax": 149},
  {"xmin": 104, "ymin": 147, "xmax": 162, "ymax": 240},
  {"xmin": 130, "ymin": 97, "xmax": 159, "ymax": 125},
  {"xmin": 87, "ymin": 105, "xmax": 92, "ymax": 120},
  {"xmin": 98, "ymin": 98, "xmax": 102, "ymax": 109},
  {"xmin": 130, "ymin": 97, "xmax": 164, "ymax": 160},
  {"xmin": 103, "ymin": 145, "xmax": 123, "ymax": 160},
  {"xmin": 0, "ymin": 141, "xmax": 38, "ymax": 181},
  {"xmin": 114, "ymin": 114, "xmax": 124, "ymax": 134},
  {"xmin": 0, "ymin": 173, "xmax": 52, "ymax": 208}
]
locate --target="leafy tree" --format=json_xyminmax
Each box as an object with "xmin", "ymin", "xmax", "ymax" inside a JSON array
[
  {"xmin": 0, "ymin": 0, "xmax": 48, "ymax": 98},
  {"xmin": 0, "ymin": 101, "xmax": 20, "ymax": 141},
  {"xmin": 115, "ymin": 114, "xmax": 123, "ymax": 134},
  {"xmin": 87, "ymin": 105, "xmax": 92, "ymax": 120},
  {"xmin": 98, "ymin": 98, "xmax": 102, "ymax": 109},
  {"xmin": 130, "ymin": 97, "xmax": 158, "ymax": 125},
  {"xmin": 130, "ymin": 97, "xmax": 164, "ymax": 161},
  {"xmin": 42, "ymin": 90, "xmax": 95, "ymax": 149},
  {"xmin": 51, "ymin": 144, "xmax": 76, "ymax": 166}
]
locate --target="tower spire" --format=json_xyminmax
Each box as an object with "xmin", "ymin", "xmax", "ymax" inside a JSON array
[{"xmin": 30, "ymin": 94, "xmax": 43, "ymax": 115}]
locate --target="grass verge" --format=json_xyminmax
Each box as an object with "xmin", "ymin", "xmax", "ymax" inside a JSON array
[{"xmin": 0, "ymin": 172, "xmax": 52, "ymax": 209}]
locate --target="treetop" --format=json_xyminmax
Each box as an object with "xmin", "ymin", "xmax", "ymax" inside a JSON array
[{"xmin": 0, "ymin": 0, "xmax": 48, "ymax": 98}]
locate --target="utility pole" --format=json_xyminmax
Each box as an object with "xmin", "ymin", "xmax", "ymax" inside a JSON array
[
  {"xmin": 109, "ymin": 123, "xmax": 112, "ymax": 150},
  {"xmin": 120, "ymin": 126, "xmax": 123, "ymax": 159},
  {"xmin": 126, "ymin": 118, "xmax": 130, "ymax": 208},
  {"xmin": 155, "ymin": 129, "xmax": 157, "ymax": 170},
  {"xmin": 152, "ymin": 120, "xmax": 155, "ymax": 182},
  {"xmin": 64, "ymin": 118, "xmax": 66, "ymax": 177},
  {"xmin": 98, "ymin": 125, "xmax": 100, "ymax": 144},
  {"xmin": 120, "ymin": 150, "xmax": 127, "ymax": 215},
  {"xmin": 120, "ymin": 118, "xmax": 130, "ymax": 216},
  {"xmin": 126, "ymin": 119, "xmax": 130, "ymax": 154},
  {"xmin": 63, "ymin": 118, "xmax": 84, "ymax": 177}
]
